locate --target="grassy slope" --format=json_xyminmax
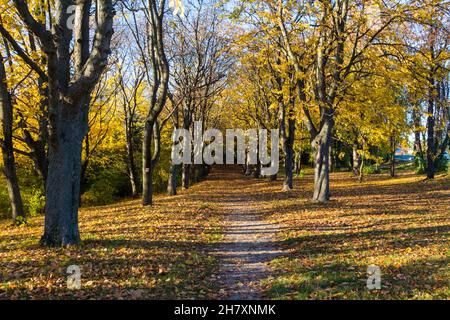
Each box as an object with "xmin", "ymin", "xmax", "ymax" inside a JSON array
[
  {"xmin": 0, "ymin": 169, "xmax": 448, "ymax": 299},
  {"xmin": 0, "ymin": 180, "xmax": 225, "ymax": 299},
  {"xmin": 261, "ymin": 171, "xmax": 450, "ymax": 299}
]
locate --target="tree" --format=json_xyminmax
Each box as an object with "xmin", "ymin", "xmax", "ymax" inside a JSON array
[
  {"xmin": 121, "ymin": 0, "xmax": 183, "ymax": 205},
  {"xmin": 0, "ymin": 50, "xmax": 25, "ymax": 223},
  {"xmin": 11, "ymin": 0, "xmax": 115, "ymax": 246},
  {"xmin": 117, "ymin": 61, "xmax": 145, "ymax": 198},
  {"xmin": 81, "ymin": 66, "xmax": 121, "ymax": 202},
  {"xmin": 277, "ymin": 0, "xmax": 398, "ymax": 202},
  {"xmin": 335, "ymin": 62, "xmax": 409, "ymax": 182},
  {"xmin": 167, "ymin": 92, "xmax": 180, "ymax": 195},
  {"xmin": 167, "ymin": 0, "xmax": 230, "ymax": 188},
  {"xmin": 399, "ymin": 4, "xmax": 450, "ymax": 178},
  {"xmin": 140, "ymin": 1, "xmax": 171, "ymax": 206},
  {"xmin": 0, "ymin": 6, "xmax": 49, "ymax": 187}
]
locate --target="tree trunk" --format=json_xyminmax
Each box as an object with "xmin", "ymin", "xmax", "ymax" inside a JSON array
[
  {"xmin": 352, "ymin": 144, "xmax": 362, "ymax": 176},
  {"xmin": 142, "ymin": 121, "xmax": 160, "ymax": 206},
  {"xmin": 129, "ymin": 155, "xmax": 138, "ymax": 198},
  {"xmin": 334, "ymin": 140, "xmax": 342, "ymax": 170},
  {"xmin": 281, "ymin": 116, "xmax": 295, "ymax": 191},
  {"xmin": 390, "ymin": 154, "xmax": 396, "ymax": 178},
  {"xmin": 0, "ymin": 54, "xmax": 25, "ymax": 223},
  {"xmin": 125, "ymin": 127, "xmax": 138, "ymax": 197},
  {"xmin": 329, "ymin": 144, "xmax": 334, "ymax": 172},
  {"xmin": 182, "ymin": 164, "xmax": 190, "ymax": 189},
  {"xmin": 168, "ymin": 103, "xmax": 179, "ymax": 196},
  {"xmin": 390, "ymin": 136, "xmax": 396, "ymax": 178},
  {"xmin": 79, "ymin": 133, "xmax": 90, "ymax": 205},
  {"xmin": 190, "ymin": 164, "xmax": 197, "ymax": 184},
  {"xmin": 41, "ymin": 102, "xmax": 88, "ymax": 246},
  {"xmin": 426, "ymin": 84, "xmax": 436, "ymax": 179},
  {"xmin": 312, "ymin": 120, "xmax": 333, "ymax": 203},
  {"xmin": 201, "ymin": 164, "xmax": 209, "ymax": 179},
  {"xmin": 142, "ymin": 125, "xmax": 152, "ymax": 205},
  {"xmin": 245, "ymin": 151, "xmax": 252, "ymax": 175},
  {"xmin": 167, "ymin": 163, "xmax": 178, "ymax": 195},
  {"xmin": 277, "ymin": 70, "xmax": 296, "ymax": 190},
  {"xmin": 359, "ymin": 155, "xmax": 365, "ymax": 183},
  {"xmin": 2, "ymin": 157, "xmax": 25, "ymax": 223},
  {"xmin": 283, "ymin": 147, "xmax": 294, "ymax": 190},
  {"xmin": 426, "ymin": 39, "xmax": 437, "ymax": 179},
  {"xmin": 294, "ymin": 149, "xmax": 302, "ymax": 175},
  {"xmin": 413, "ymin": 106, "xmax": 424, "ymax": 160},
  {"xmin": 253, "ymin": 160, "xmax": 261, "ymax": 178}
]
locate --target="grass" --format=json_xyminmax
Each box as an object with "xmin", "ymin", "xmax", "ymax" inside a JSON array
[
  {"xmin": 0, "ymin": 168, "xmax": 448, "ymax": 300},
  {"xmin": 0, "ymin": 181, "xmax": 226, "ymax": 299},
  {"xmin": 257, "ymin": 171, "xmax": 450, "ymax": 300}
]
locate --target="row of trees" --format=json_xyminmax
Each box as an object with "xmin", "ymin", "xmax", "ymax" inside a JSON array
[
  {"xmin": 0, "ymin": 0, "xmax": 448, "ymax": 247},
  {"xmin": 223, "ymin": 0, "xmax": 449, "ymax": 201},
  {"xmin": 0, "ymin": 0, "xmax": 232, "ymax": 245}
]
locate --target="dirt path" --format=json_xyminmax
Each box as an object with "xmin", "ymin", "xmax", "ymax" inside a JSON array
[{"xmin": 210, "ymin": 167, "xmax": 284, "ymax": 300}]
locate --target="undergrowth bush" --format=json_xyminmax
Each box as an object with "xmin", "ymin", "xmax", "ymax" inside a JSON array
[
  {"xmin": 26, "ymin": 188, "xmax": 45, "ymax": 217},
  {"xmin": 363, "ymin": 164, "xmax": 381, "ymax": 174}
]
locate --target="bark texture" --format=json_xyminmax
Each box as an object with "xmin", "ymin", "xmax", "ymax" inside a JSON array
[
  {"xmin": 140, "ymin": 1, "xmax": 170, "ymax": 206},
  {"xmin": 311, "ymin": 119, "xmax": 333, "ymax": 202},
  {"xmin": 13, "ymin": 0, "xmax": 115, "ymax": 245}
]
